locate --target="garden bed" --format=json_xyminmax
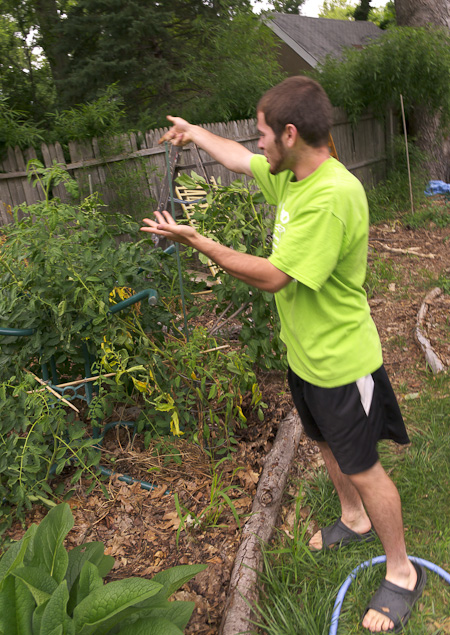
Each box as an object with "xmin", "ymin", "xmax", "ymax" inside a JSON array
[{"xmin": 3, "ymin": 220, "xmax": 450, "ymax": 634}]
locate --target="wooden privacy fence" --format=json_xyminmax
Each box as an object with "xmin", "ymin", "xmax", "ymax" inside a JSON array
[{"xmin": 0, "ymin": 108, "xmax": 389, "ymax": 226}]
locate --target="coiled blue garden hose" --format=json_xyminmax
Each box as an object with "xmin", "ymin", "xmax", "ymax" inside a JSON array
[{"xmin": 329, "ymin": 555, "xmax": 450, "ymax": 635}]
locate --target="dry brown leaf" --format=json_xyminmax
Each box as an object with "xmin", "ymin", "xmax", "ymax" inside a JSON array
[
  {"xmin": 206, "ymin": 556, "xmax": 223, "ymax": 564},
  {"xmin": 149, "ymin": 483, "xmax": 169, "ymax": 500},
  {"xmin": 238, "ymin": 468, "xmax": 260, "ymax": 490},
  {"xmin": 233, "ymin": 495, "xmax": 252, "ymax": 509},
  {"xmin": 162, "ymin": 510, "xmax": 181, "ymax": 530},
  {"xmin": 143, "ymin": 528, "xmax": 158, "ymax": 542}
]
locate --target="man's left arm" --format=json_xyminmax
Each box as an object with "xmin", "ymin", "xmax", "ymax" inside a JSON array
[{"xmin": 141, "ymin": 211, "xmax": 292, "ymax": 294}]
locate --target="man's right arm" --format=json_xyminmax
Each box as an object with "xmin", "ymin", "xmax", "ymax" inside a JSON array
[{"xmin": 160, "ymin": 116, "xmax": 254, "ymax": 177}]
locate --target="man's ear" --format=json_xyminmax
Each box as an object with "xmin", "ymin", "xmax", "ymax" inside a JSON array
[{"xmin": 283, "ymin": 123, "xmax": 298, "ymax": 147}]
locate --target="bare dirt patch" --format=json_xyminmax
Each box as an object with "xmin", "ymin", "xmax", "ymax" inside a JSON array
[{"xmin": 4, "ymin": 220, "xmax": 449, "ymax": 634}]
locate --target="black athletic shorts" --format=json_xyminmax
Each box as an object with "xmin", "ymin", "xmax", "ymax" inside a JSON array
[{"xmin": 288, "ymin": 365, "xmax": 410, "ymax": 475}]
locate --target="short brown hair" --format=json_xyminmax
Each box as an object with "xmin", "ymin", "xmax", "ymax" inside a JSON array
[{"xmin": 257, "ymin": 76, "xmax": 332, "ymax": 148}]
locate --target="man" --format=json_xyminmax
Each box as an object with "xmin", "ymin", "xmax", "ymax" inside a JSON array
[{"xmin": 141, "ymin": 76, "xmax": 426, "ymax": 633}]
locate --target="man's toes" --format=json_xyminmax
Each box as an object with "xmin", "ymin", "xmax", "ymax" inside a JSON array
[
  {"xmin": 308, "ymin": 530, "xmax": 323, "ymax": 550},
  {"xmin": 362, "ymin": 608, "xmax": 394, "ymax": 632}
]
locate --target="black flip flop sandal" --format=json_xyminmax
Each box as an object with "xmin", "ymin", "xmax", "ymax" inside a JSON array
[
  {"xmin": 362, "ymin": 561, "xmax": 427, "ymax": 633},
  {"xmin": 310, "ymin": 518, "xmax": 376, "ymax": 551}
]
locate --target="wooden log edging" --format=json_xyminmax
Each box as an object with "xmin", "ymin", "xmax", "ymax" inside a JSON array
[
  {"xmin": 415, "ymin": 287, "xmax": 446, "ymax": 374},
  {"xmin": 219, "ymin": 409, "xmax": 303, "ymax": 635}
]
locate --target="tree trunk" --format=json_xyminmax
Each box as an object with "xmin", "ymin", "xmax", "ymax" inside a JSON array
[
  {"xmin": 395, "ymin": 0, "xmax": 450, "ymax": 181},
  {"xmin": 395, "ymin": 0, "xmax": 449, "ymax": 28},
  {"xmin": 411, "ymin": 107, "xmax": 450, "ymax": 182},
  {"xmin": 32, "ymin": 0, "xmax": 69, "ymax": 103}
]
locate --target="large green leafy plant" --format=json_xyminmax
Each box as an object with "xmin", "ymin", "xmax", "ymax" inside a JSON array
[
  {"xmin": 0, "ymin": 378, "xmax": 100, "ymax": 534},
  {"xmin": 100, "ymin": 325, "xmax": 266, "ymax": 454},
  {"xmin": 0, "ymin": 502, "xmax": 205, "ymax": 634},
  {"xmin": 0, "ymin": 160, "xmax": 179, "ymax": 381},
  {"xmin": 177, "ymin": 173, "xmax": 286, "ymax": 371}
]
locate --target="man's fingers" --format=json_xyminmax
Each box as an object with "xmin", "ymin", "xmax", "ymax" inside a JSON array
[
  {"xmin": 159, "ymin": 210, "xmax": 176, "ymax": 224},
  {"xmin": 141, "ymin": 211, "xmax": 176, "ymax": 233},
  {"xmin": 158, "ymin": 116, "xmax": 190, "ymax": 146}
]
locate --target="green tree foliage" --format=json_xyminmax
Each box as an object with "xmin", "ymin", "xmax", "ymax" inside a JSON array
[
  {"xmin": 0, "ymin": 0, "xmax": 56, "ymax": 118},
  {"xmin": 318, "ymin": 0, "xmax": 356, "ymax": 20},
  {"xmin": 0, "ymin": 0, "xmax": 283, "ymax": 134},
  {"xmin": 370, "ymin": 1, "xmax": 396, "ymax": 29},
  {"xmin": 314, "ymin": 26, "xmax": 450, "ymax": 127},
  {"xmin": 0, "ymin": 98, "xmax": 44, "ymax": 155},
  {"xmin": 49, "ymin": 85, "xmax": 126, "ymax": 142},
  {"xmin": 270, "ymin": 0, "xmax": 306, "ymax": 13},
  {"xmin": 318, "ymin": 0, "xmax": 395, "ymax": 27},
  {"xmin": 55, "ymin": 0, "xmax": 282, "ymax": 126},
  {"xmin": 353, "ymin": 0, "xmax": 371, "ymax": 20},
  {"xmin": 314, "ymin": 26, "xmax": 450, "ymax": 179}
]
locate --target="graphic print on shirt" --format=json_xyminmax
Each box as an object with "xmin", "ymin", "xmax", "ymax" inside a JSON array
[{"xmin": 272, "ymin": 204, "xmax": 290, "ymax": 252}]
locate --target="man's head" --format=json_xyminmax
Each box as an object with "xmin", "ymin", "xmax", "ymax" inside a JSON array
[{"xmin": 257, "ymin": 76, "xmax": 332, "ymax": 149}]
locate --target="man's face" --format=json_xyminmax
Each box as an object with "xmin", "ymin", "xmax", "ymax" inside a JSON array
[{"xmin": 257, "ymin": 111, "xmax": 288, "ymax": 175}]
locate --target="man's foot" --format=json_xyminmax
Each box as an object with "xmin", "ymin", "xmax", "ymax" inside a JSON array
[
  {"xmin": 362, "ymin": 560, "xmax": 426, "ymax": 633},
  {"xmin": 309, "ymin": 517, "xmax": 375, "ymax": 551}
]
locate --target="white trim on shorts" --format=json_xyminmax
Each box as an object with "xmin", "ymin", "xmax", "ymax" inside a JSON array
[{"xmin": 356, "ymin": 374, "xmax": 375, "ymax": 417}]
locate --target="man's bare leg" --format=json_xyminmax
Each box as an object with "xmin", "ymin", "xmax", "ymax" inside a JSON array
[
  {"xmin": 349, "ymin": 461, "xmax": 417, "ymax": 633},
  {"xmin": 309, "ymin": 441, "xmax": 372, "ymax": 550},
  {"xmin": 308, "ymin": 445, "xmax": 417, "ymax": 631}
]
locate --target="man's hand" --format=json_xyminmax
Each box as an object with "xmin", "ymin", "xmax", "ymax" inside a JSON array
[
  {"xmin": 141, "ymin": 211, "xmax": 291, "ymax": 293},
  {"xmin": 141, "ymin": 211, "xmax": 198, "ymax": 246},
  {"xmin": 159, "ymin": 116, "xmax": 193, "ymax": 147}
]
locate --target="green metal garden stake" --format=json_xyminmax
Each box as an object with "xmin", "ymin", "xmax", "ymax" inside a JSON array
[{"xmin": 164, "ymin": 141, "xmax": 189, "ymax": 341}]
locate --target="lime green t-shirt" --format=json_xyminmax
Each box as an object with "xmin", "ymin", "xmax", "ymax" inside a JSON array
[{"xmin": 250, "ymin": 154, "xmax": 383, "ymax": 388}]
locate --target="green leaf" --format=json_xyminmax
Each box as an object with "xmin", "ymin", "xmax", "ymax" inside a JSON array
[
  {"xmin": 57, "ymin": 300, "xmax": 67, "ymax": 317},
  {"xmin": 14, "ymin": 578, "xmax": 35, "ymax": 635},
  {"xmin": 30, "ymin": 503, "xmax": 74, "ymax": 583},
  {"xmin": 151, "ymin": 564, "xmax": 207, "ymax": 599},
  {"xmin": 0, "ymin": 575, "xmax": 19, "ymax": 634},
  {"xmin": 40, "ymin": 581, "xmax": 75, "ymax": 635},
  {"xmin": 0, "ymin": 575, "xmax": 35, "ymax": 635},
  {"xmin": 12, "ymin": 567, "xmax": 58, "ymax": 605},
  {"xmin": 65, "ymin": 542, "xmax": 113, "ymax": 593},
  {"xmin": 119, "ymin": 616, "xmax": 185, "ymax": 634},
  {"xmin": 124, "ymin": 601, "xmax": 196, "ymax": 630},
  {"xmin": 69, "ymin": 560, "xmax": 103, "ymax": 612},
  {"xmin": 0, "ymin": 524, "xmax": 36, "ymax": 589},
  {"xmin": 73, "ymin": 577, "xmax": 163, "ymax": 635}
]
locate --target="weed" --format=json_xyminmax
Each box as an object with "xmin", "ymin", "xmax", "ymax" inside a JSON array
[
  {"xmin": 386, "ymin": 334, "xmax": 408, "ymax": 350},
  {"xmin": 403, "ymin": 200, "xmax": 450, "ymax": 229},
  {"xmin": 436, "ymin": 273, "xmax": 450, "ymax": 294},
  {"xmin": 174, "ymin": 459, "xmax": 244, "ymax": 545},
  {"xmin": 364, "ymin": 255, "xmax": 397, "ymax": 298}
]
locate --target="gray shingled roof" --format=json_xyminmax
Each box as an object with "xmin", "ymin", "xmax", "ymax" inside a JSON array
[{"xmin": 266, "ymin": 13, "xmax": 382, "ymax": 67}]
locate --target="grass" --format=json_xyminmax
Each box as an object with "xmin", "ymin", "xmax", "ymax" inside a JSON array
[
  {"xmin": 364, "ymin": 255, "xmax": 398, "ymax": 299},
  {"xmin": 254, "ymin": 377, "xmax": 450, "ymax": 634},
  {"xmin": 365, "ymin": 141, "xmax": 450, "ymax": 229}
]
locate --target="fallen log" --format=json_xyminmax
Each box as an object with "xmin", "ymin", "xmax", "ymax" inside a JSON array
[
  {"xmin": 219, "ymin": 409, "xmax": 303, "ymax": 635},
  {"xmin": 415, "ymin": 287, "xmax": 446, "ymax": 374}
]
